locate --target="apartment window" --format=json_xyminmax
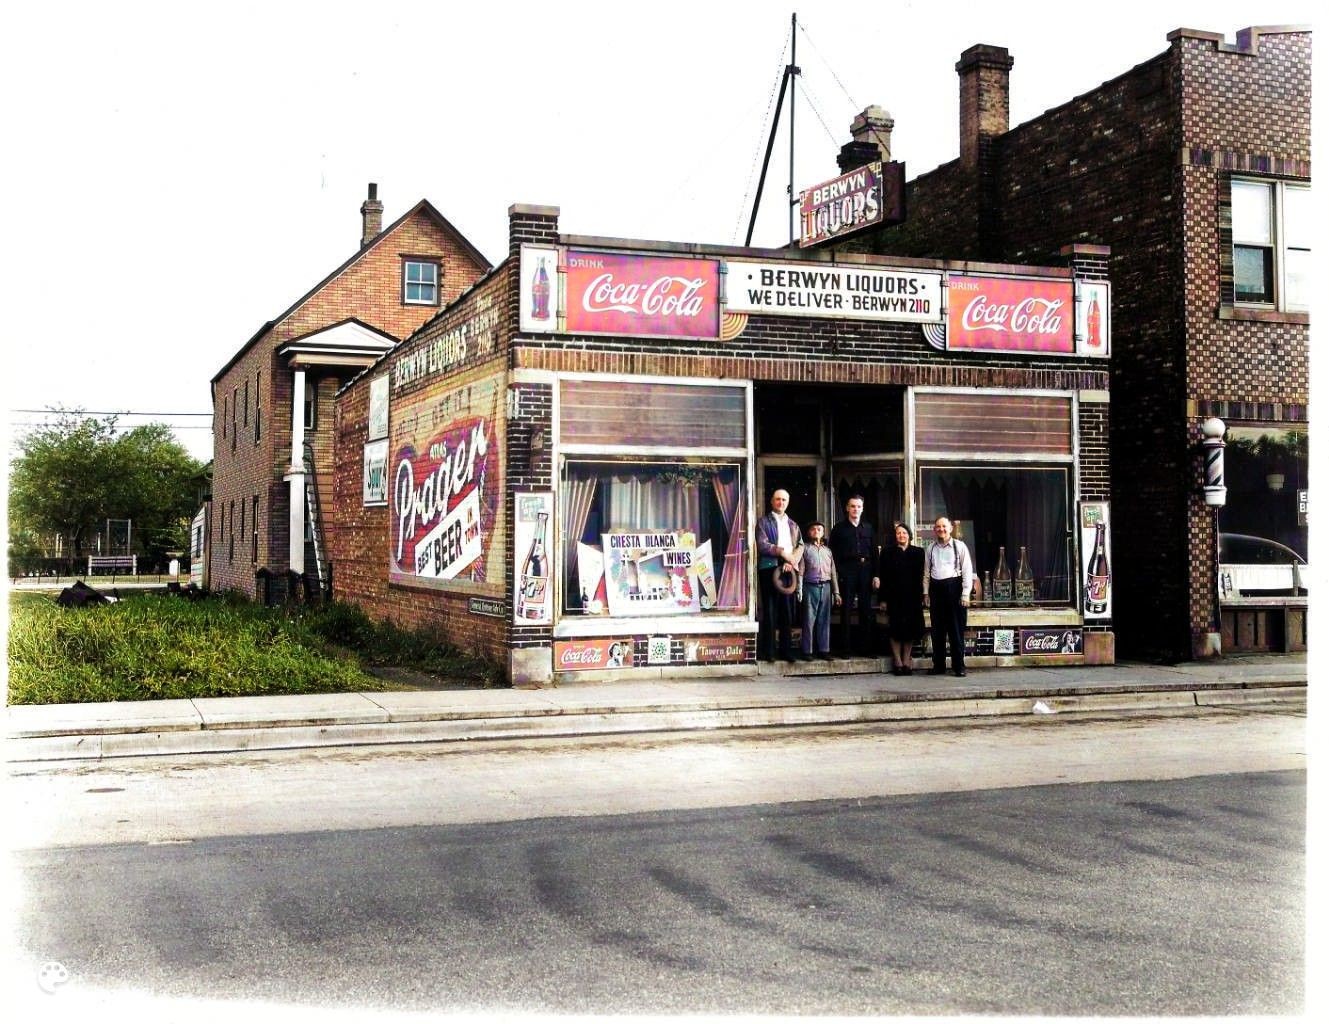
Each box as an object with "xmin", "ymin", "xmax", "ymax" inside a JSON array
[
  {"xmin": 243, "ymin": 379, "xmax": 250, "ymax": 427},
  {"xmin": 1232, "ymin": 179, "xmax": 1310, "ymax": 310},
  {"xmin": 254, "ymin": 371, "xmax": 263, "ymax": 443},
  {"xmin": 230, "ymin": 387, "xmax": 238, "ymax": 452},
  {"xmin": 221, "ymin": 395, "xmax": 227, "ymax": 440},
  {"xmin": 251, "ymin": 495, "xmax": 260, "ymax": 564},
  {"xmin": 403, "ymin": 259, "xmax": 440, "ymax": 305},
  {"xmin": 228, "ymin": 501, "xmax": 235, "ymax": 563}
]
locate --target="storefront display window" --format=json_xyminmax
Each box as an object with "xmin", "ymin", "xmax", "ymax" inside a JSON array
[
  {"xmin": 558, "ymin": 376, "xmax": 752, "ymax": 620},
  {"xmin": 919, "ymin": 466, "xmax": 1071, "ymax": 603},
  {"xmin": 562, "ymin": 461, "xmax": 747, "ymax": 615},
  {"xmin": 1221, "ymin": 426, "xmax": 1308, "ymax": 559}
]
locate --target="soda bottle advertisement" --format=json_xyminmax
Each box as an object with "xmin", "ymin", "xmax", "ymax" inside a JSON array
[
  {"xmin": 1079, "ymin": 501, "xmax": 1113, "ymax": 620},
  {"xmin": 512, "ymin": 493, "xmax": 554, "ymax": 625},
  {"xmin": 1076, "ymin": 281, "xmax": 1111, "ymax": 357},
  {"xmin": 519, "ymin": 244, "xmax": 560, "ymax": 333}
]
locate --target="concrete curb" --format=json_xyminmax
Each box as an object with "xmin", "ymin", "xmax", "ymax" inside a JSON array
[{"xmin": 5, "ymin": 682, "xmax": 1305, "ymax": 763}]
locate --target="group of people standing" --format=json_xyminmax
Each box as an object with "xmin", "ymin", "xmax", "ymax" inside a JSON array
[{"xmin": 757, "ymin": 490, "xmax": 974, "ymax": 677}]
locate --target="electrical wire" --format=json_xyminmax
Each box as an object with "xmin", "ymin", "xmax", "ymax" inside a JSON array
[
  {"xmin": 732, "ymin": 37, "xmax": 791, "ymax": 245},
  {"xmin": 797, "ymin": 19, "xmax": 860, "ymax": 112}
]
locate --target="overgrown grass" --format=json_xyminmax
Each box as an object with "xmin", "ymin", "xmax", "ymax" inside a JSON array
[{"xmin": 6, "ymin": 592, "xmax": 502, "ymax": 705}]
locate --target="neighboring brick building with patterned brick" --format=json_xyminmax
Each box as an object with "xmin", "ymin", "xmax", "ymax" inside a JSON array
[
  {"xmin": 208, "ymin": 185, "xmax": 491, "ymax": 602},
  {"xmin": 832, "ymin": 25, "xmax": 1309, "ymax": 660}
]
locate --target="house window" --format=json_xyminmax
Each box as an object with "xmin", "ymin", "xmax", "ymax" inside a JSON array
[
  {"xmin": 251, "ymin": 495, "xmax": 260, "ymax": 564},
  {"xmin": 254, "ymin": 371, "xmax": 262, "ymax": 443},
  {"xmin": 228, "ymin": 500, "xmax": 235, "ymax": 564},
  {"xmin": 403, "ymin": 259, "xmax": 440, "ymax": 305},
  {"xmin": 303, "ymin": 376, "xmax": 318, "ymax": 432},
  {"xmin": 231, "ymin": 387, "xmax": 238, "ymax": 452},
  {"xmin": 1232, "ymin": 179, "xmax": 1310, "ymax": 310}
]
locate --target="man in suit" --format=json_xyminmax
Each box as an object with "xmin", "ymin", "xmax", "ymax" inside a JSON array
[
  {"xmin": 756, "ymin": 488, "xmax": 803, "ymax": 662},
  {"xmin": 829, "ymin": 494, "xmax": 879, "ymax": 656},
  {"xmin": 924, "ymin": 515, "xmax": 975, "ymax": 676}
]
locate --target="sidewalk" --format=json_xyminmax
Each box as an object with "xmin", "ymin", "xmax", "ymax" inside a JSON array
[{"xmin": 4, "ymin": 655, "xmax": 1306, "ymax": 762}]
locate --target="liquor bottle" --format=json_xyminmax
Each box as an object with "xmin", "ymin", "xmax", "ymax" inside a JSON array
[
  {"xmin": 992, "ymin": 547, "xmax": 1012, "ymax": 603},
  {"xmin": 516, "ymin": 512, "xmax": 549, "ymax": 620},
  {"xmin": 532, "ymin": 258, "xmax": 551, "ymax": 321},
  {"xmin": 1087, "ymin": 293, "xmax": 1102, "ymax": 352},
  {"xmin": 982, "ymin": 570, "xmax": 993, "ymax": 606},
  {"xmin": 1085, "ymin": 522, "xmax": 1110, "ymax": 613},
  {"xmin": 1015, "ymin": 545, "xmax": 1035, "ymax": 605}
]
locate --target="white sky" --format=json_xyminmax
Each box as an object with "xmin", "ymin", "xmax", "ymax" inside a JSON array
[{"xmin": 1, "ymin": 0, "xmax": 1318, "ymax": 463}]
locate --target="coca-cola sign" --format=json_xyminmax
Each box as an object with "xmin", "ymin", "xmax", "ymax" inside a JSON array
[
  {"xmin": 1019, "ymin": 628, "xmax": 1083, "ymax": 655},
  {"xmin": 564, "ymin": 250, "xmax": 720, "ymax": 339},
  {"xmin": 554, "ymin": 639, "xmax": 633, "ymax": 671},
  {"xmin": 947, "ymin": 276, "xmax": 1074, "ymax": 354}
]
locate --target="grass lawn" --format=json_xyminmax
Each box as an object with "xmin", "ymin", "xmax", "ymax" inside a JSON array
[{"xmin": 6, "ymin": 590, "xmax": 503, "ymax": 705}]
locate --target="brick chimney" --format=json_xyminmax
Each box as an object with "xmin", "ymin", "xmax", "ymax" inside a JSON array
[
  {"xmin": 360, "ymin": 182, "xmax": 384, "ymax": 248},
  {"xmin": 837, "ymin": 105, "xmax": 894, "ymax": 173},
  {"xmin": 956, "ymin": 44, "xmax": 1014, "ymax": 171}
]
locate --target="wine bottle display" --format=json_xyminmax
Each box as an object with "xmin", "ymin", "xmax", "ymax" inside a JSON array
[
  {"xmin": 516, "ymin": 511, "xmax": 549, "ymax": 620},
  {"xmin": 1015, "ymin": 545, "xmax": 1034, "ymax": 605},
  {"xmin": 992, "ymin": 546, "xmax": 1012, "ymax": 603}
]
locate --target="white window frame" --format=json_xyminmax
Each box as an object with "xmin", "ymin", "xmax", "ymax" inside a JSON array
[
  {"xmin": 1232, "ymin": 178, "xmax": 1310, "ymax": 312},
  {"xmin": 403, "ymin": 259, "xmax": 440, "ymax": 306}
]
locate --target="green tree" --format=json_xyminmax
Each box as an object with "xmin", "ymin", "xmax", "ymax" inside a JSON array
[{"xmin": 9, "ymin": 411, "xmax": 206, "ymax": 566}]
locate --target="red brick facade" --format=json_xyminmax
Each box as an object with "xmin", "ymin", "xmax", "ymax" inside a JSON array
[
  {"xmin": 209, "ymin": 194, "xmax": 490, "ymax": 600},
  {"xmin": 849, "ymin": 25, "xmax": 1309, "ymax": 660}
]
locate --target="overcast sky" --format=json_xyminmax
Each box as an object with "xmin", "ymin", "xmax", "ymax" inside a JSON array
[{"xmin": 2, "ymin": 0, "xmax": 1317, "ymax": 463}]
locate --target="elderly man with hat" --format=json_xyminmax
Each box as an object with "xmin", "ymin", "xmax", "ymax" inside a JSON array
[{"xmin": 756, "ymin": 488, "xmax": 803, "ymax": 663}]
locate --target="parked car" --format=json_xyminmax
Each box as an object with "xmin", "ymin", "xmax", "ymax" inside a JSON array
[{"xmin": 1218, "ymin": 533, "xmax": 1308, "ymax": 599}]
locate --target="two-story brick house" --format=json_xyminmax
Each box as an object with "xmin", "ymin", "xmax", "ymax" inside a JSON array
[
  {"xmin": 828, "ymin": 25, "xmax": 1310, "ymax": 660},
  {"xmin": 208, "ymin": 184, "xmax": 491, "ymax": 601}
]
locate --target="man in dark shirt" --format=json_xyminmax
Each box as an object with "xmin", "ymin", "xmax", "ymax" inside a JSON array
[{"xmin": 829, "ymin": 494, "xmax": 879, "ymax": 656}]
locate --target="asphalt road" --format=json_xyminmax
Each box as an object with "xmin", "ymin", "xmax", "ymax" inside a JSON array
[{"xmin": 7, "ymin": 707, "xmax": 1307, "ymax": 1017}]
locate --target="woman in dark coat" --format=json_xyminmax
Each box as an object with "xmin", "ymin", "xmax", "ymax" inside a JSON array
[{"xmin": 878, "ymin": 522, "xmax": 925, "ymax": 675}]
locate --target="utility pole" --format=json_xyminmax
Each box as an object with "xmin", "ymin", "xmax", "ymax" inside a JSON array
[{"xmin": 746, "ymin": 12, "xmax": 801, "ymax": 247}]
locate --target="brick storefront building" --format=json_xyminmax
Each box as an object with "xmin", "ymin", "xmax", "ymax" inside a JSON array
[
  {"xmin": 332, "ymin": 205, "xmax": 1114, "ymax": 684},
  {"xmin": 830, "ymin": 26, "xmax": 1310, "ymax": 660},
  {"xmin": 208, "ymin": 185, "xmax": 490, "ymax": 601}
]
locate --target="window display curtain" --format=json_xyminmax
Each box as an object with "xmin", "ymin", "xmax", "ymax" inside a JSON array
[
  {"xmin": 712, "ymin": 468, "xmax": 748, "ymax": 609},
  {"xmin": 606, "ymin": 475, "xmax": 700, "ymax": 535},
  {"xmin": 563, "ymin": 475, "xmax": 599, "ymax": 580}
]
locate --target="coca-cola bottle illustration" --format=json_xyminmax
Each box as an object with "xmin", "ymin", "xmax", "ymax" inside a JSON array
[
  {"xmin": 1085, "ymin": 521, "xmax": 1110, "ymax": 613},
  {"xmin": 531, "ymin": 258, "xmax": 551, "ymax": 322},
  {"xmin": 516, "ymin": 512, "xmax": 549, "ymax": 620},
  {"xmin": 992, "ymin": 547, "xmax": 1012, "ymax": 603},
  {"xmin": 1015, "ymin": 545, "xmax": 1035, "ymax": 605},
  {"xmin": 1086, "ymin": 292, "xmax": 1103, "ymax": 352}
]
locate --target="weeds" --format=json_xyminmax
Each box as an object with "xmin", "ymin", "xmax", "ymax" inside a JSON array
[{"xmin": 6, "ymin": 592, "xmax": 501, "ymax": 705}]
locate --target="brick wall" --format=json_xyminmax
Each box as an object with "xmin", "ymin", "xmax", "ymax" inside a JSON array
[
  {"xmin": 210, "ymin": 206, "xmax": 489, "ymax": 599},
  {"xmin": 856, "ymin": 26, "xmax": 1308, "ymax": 659}
]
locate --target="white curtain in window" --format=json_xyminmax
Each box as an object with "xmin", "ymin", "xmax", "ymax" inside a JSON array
[
  {"xmin": 605, "ymin": 476, "xmax": 699, "ymax": 534},
  {"xmin": 563, "ymin": 475, "xmax": 599, "ymax": 579}
]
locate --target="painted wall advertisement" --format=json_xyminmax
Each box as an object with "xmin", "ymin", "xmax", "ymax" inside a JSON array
[
  {"xmin": 1079, "ymin": 501, "xmax": 1113, "ymax": 621},
  {"xmin": 554, "ymin": 638, "xmax": 634, "ymax": 671},
  {"xmin": 513, "ymin": 492, "xmax": 554, "ymax": 625},
  {"xmin": 363, "ymin": 439, "xmax": 388, "ymax": 506},
  {"xmin": 685, "ymin": 635, "xmax": 747, "ymax": 663},
  {"xmin": 946, "ymin": 275, "xmax": 1075, "ymax": 354},
  {"xmin": 724, "ymin": 261, "xmax": 942, "ymax": 323},
  {"xmin": 1075, "ymin": 280, "xmax": 1111, "ymax": 358},
  {"xmin": 389, "ymin": 369, "xmax": 504, "ymax": 590}
]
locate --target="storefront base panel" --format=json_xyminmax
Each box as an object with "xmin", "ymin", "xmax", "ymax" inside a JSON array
[{"xmin": 511, "ymin": 647, "xmax": 554, "ymax": 689}]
